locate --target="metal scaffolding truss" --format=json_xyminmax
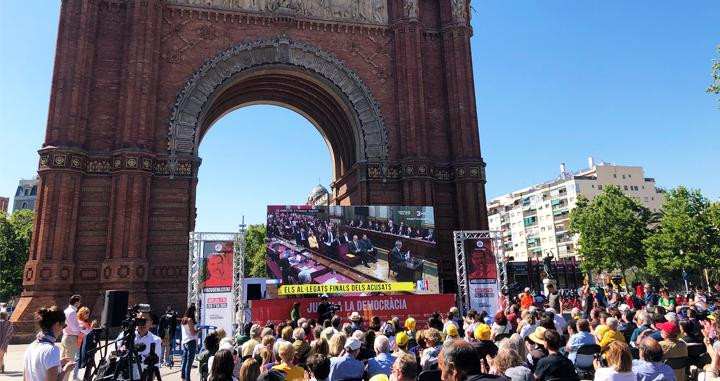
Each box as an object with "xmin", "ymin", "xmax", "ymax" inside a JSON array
[
  {"xmin": 452, "ymin": 230, "xmax": 506, "ymax": 312},
  {"xmin": 233, "ymin": 221, "xmax": 247, "ymax": 332},
  {"xmin": 188, "ymin": 232, "xmax": 244, "ymax": 333}
]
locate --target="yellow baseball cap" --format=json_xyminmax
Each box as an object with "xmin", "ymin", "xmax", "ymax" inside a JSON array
[
  {"xmin": 445, "ymin": 323, "xmax": 459, "ymax": 337},
  {"xmin": 396, "ymin": 331, "xmax": 410, "ymax": 346},
  {"xmin": 404, "ymin": 317, "xmax": 416, "ymax": 330},
  {"xmin": 474, "ymin": 324, "xmax": 491, "ymax": 340}
]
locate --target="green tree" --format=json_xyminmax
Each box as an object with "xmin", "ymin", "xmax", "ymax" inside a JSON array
[
  {"xmin": 569, "ymin": 186, "xmax": 650, "ymax": 278},
  {"xmin": 242, "ymin": 224, "xmax": 267, "ymax": 278},
  {"xmin": 644, "ymin": 187, "xmax": 720, "ymax": 282},
  {"xmin": 709, "ymin": 201, "xmax": 720, "ymax": 231},
  {"xmin": 0, "ymin": 209, "xmax": 35, "ymax": 301},
  {"xmin": 708, "ymin": 45, "xmax": 720, "ymax": 107}
]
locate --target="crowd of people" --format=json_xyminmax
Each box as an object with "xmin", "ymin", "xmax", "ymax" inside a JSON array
[{"xmin": 11, "ymin": 281, "xmax": 720, "ymax": 381}]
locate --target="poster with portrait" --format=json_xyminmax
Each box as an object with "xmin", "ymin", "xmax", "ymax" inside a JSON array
[
  {"xmin": 200, "ymin": 241, "xmax": 234, "ymax": 335},
  {"xmin": 201, "ymin": 241, "xmax": 234, "ymax": 292},
  {"xmin": 466, "ymin": 239, "xmax": 500, "ymax": 313}
]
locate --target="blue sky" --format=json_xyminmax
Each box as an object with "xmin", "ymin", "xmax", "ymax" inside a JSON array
[{"xmin": 1, "ymin": 1, "xmax": 718, "ymax": 231}]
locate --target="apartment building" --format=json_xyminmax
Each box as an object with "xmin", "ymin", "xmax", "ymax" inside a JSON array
[{"xmin": 488, "ymin": 158, "xmax": 665, "ymax": 262}]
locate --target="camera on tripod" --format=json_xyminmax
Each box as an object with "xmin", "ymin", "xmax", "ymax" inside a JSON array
[
  {"xmin": 91, "ymin": 303, "xmax": 161, "ymax": 381},
  {"xmin": 120, "ymin": 304, "xmax": 151, "ymax": 333}
]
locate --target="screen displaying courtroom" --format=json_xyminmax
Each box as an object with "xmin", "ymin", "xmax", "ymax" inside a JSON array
[{"xmin": 266, "ymin": 205, "xmax": 440, "ymax": 294}]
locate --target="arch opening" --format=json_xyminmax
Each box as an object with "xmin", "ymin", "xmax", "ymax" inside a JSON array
[
  {"xmin": 197, "ymin": 65, "xmax": 361, "ymax": 179},
  {"xmin": 168, "ymin": 37, "xmax": 390, "ymax": 177},
  {"xmin": 196, "ymin": 104, "xmax": 333, "ymax": 229}
]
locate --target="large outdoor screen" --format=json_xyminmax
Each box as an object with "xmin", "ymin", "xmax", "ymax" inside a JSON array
[{"xmin": 266, "ymin": 205, "xmax": 439, "ymax": 295}]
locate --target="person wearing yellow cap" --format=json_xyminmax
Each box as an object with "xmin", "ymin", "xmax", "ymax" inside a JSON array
[
  {"xmin": 470, "ymin": 324, "xmax": 498, "ymax": 367},
  {"xmin": 403, "ymin": 317, "xmax": 417, "ymax": 347},
  {"xmin": 393, "ymin": 331, "xmax": 410, "ymax": 356},
  {"xmin": 444, "ymin": 323, "xmax": 459, "ymax": 345}
]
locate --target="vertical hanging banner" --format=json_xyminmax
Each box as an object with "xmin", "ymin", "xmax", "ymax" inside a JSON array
[
  {"xmin": 200, "ymin": 241, "xmax": 235, "ymax": 334},
  {"xmin": 466, "ymin": 239, "xmax": 500, "ymax": 313}
]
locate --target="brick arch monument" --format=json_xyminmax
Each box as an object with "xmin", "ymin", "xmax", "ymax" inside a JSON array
[{"xmin": 12, "ymin": 0, "xmax": 489, "ymax": 333}]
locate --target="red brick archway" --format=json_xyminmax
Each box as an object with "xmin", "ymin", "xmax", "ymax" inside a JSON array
[{"xmin": 12, "ymin": 0, "xmax": 489, "ymax": 335}]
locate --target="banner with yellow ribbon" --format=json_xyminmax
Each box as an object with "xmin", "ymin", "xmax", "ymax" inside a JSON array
[{"xmin": 278, "ymin": 282, "xmax": 416, "ymax": 295}]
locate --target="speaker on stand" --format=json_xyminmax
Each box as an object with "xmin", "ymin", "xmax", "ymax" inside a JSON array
[{"xmin": 100, "ymin": 290, "xmax": 129, "ymax": 329}]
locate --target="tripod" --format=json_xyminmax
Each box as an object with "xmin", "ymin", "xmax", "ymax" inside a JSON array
[{"xmin": 86, "ymin": 328, "xmax": 159, "ymax": 381}]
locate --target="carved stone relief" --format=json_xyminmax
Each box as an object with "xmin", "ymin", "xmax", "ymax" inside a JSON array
[
  {"xmin": 451, "ymin": 0, "xmax": 468, "ymax": 23},
  {"xmin": 167, "ymin": 36, "xmax": 389, "ymax": 162},
  {"xmin": 404, "ymin": 0, "xmax": 417, "ymax": 19},
  {"xmin": 165, "ymin": 0, "xmax": 388, "ymax": 25}
]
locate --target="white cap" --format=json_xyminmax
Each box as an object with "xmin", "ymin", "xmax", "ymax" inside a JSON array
[
  {"xmin": 345, "ymin": 337, "xmax": 362, "ymax": 351},
  {"xmin": 618, "ymin": 304, "xmax": 630, "ymax": 311},
  {"xmin": 524, "ymin": 287, "xmax": 531, "ymax": 292}
]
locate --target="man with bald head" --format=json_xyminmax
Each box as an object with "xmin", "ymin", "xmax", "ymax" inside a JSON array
[
  {"xmin": 632, "ymin": 337, "xmax": 676, "ymax": 381},
  {"xmin": 367, "ymin": 334, "xmax": 397, "ymax": 377}
]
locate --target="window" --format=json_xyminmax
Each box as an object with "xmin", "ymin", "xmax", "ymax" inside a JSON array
[
  {"xmin": 598, "ymin": 185, "xmax": 603, "ymax": 190},
  {"xmin": 24, "ymin": 189, "xmax": 30, "ymax": 196},
  {"xmin": 22, "ymin": 202, "xmax": 28, "ymax": 209},
  {"xmin": 651, "ymin": 197, "xmax": 654, "ymax": 201},
  {"xmin": 642, "ymin": 185, "xmax": 645, "ymax": 189},
  {"xmin": 628, "ymin": 174, "xmax": 632, "ymax": 178},
  {"xmin": 624, "ymin": 185, "xmax": 628, "ymax": 190},
  {"xmin": 622, "ymin": 174, "xmax": 626, "ymax": 179},
  {"xmin": 541, "ymin": 227, "xmax": 546, "ymax": 231},
  {"xmin": 575, "ymin": 184, "xmax": 580, "ymax": 192},
  {"xmin": 613, "ymin": 174, "xmax": 617, "ymax": 178},
  {"xmin": 592, "ymin": 184, "xmax": 595, "ymax": 188}
]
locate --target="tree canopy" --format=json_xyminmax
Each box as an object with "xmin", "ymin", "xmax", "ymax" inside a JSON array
[
  {"xmin": 644, "ymin": 187, "xmax": 720, "ymax": 282},
  {"xmin": 0, "ymin": 209, "xmax": 34, "ymax": 301},
  {"xmin": 569, "ymin": 185, "xmax": 649, "ymax": 276},
  {"xmin": 708, "ymin": 45, "xmax": 720, "ymax": 107},
  {"xmin": 243, "ymin": 224, "xmax": 267, "ymax": 278}
]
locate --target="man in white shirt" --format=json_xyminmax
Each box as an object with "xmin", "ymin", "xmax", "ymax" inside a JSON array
[
  {"xmin": 62, "ymin": 294, "xmax": 83, "ymax": 360},
  {"xmin": 694, "ymin": 286, "xmax": 708, "ymax": 313},
  {"xmin": 546, "ymin": 308, "xmax": 566, "ymax": 332},
  {"xmin": 114, "ymin": 309, "xmax": 162, "ymax": 380}
]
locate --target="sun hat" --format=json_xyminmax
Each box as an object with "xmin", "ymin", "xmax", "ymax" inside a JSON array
[{"xmin": 529, "ymin": 326, "xmax": 547, "ymax": 345}]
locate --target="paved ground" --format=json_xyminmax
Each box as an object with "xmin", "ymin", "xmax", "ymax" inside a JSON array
[{"xmin": 1, "ymin": 343, "xmax": 195, "ymax": 381}]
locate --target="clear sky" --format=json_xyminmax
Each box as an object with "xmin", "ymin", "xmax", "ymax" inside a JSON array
[{"xmin": 1, "ymin": 1, "xmax": 718, "ymax": 231}]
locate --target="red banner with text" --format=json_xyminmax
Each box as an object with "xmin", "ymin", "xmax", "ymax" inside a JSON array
[{"xmin": 251, "ymin": 294, "xmax": 456, "ymax": 327}]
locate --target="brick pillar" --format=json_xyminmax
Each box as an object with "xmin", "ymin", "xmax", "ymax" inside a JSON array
[
  {"xmin": 12, "ymin": 152, "xmax": 83, "ymax": 336},
  {"xmin": 440, "ymin": 1, "xmax": 489, "ymax": 231},
  {"xmin": 97, "ymin": 0, "xmax": 163, "ymax": 307},
  {"xmin": 100, "ymin": 164, "xmax": 153, "ymax": 305},
  {"xmin": 10, "ymin": 0, "xmax": 100, "ymax": 338}
]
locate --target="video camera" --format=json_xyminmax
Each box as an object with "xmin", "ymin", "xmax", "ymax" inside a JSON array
[
  {"xmin": 121, "ymin": 303, "xmax": 151, "ymax": 332},
  {"xmin": 92, "ymin": 303, "xmax": 160, "ymax": 381}
]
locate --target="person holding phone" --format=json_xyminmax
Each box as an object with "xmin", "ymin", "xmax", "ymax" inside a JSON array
[{"xmin": 24, "ymin": 305, "xmax": 76, "ymax": 381}]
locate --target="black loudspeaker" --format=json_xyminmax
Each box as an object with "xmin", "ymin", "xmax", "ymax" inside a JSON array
[
  {"xmin": 246, "ymin": 284, "xmax": 262, "ymax": 300},
  {"xmin": 100, "ymin": 290, "xmax": 129, "ymax": 328}
]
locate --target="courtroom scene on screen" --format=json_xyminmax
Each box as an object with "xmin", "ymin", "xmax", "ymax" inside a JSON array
[{"xmin": 266, "ymin": 205, "xmax": 439, "ymax": 294}]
